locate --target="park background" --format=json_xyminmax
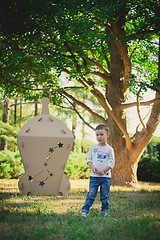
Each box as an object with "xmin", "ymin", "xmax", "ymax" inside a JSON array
[
  {"xmin": 0, "ymin": 87, "xmax": 160, "ymax": 182},
  {"xmin": 0, "ymin": 1, "xmax": 160, "ymax": 239},
  {"xmin": 1, "ymin": 0, "xmax": 160, "ymax": 187}
]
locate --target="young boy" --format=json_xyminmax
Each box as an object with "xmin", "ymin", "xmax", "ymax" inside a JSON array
[{"xmin": 81, "ymin": 124, "xmax": 115, "ymax": 217}]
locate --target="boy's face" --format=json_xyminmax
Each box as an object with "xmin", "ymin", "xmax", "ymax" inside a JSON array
[{"xmin": 95, "ymin": 129, "xmax": 109, "ymax": 146}]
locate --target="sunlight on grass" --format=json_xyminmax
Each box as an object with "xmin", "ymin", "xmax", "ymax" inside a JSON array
[{"xmin": 0, "ymin": 179, "xmax": 160, "ymax": 240}]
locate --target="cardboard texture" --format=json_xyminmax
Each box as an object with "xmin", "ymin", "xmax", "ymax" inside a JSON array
[{"xmin": 18, "ymin": 97, "xmax": 73, "ymax": 195}]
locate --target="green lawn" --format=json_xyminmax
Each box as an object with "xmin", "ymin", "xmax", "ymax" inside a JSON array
[{"xmin": 0, "ymin": 179, "xmax": 160, "ymax": 240}]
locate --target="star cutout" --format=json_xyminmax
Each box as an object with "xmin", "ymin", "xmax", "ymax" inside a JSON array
[
  {"xmin": 49, "ymin": 173, "xmax": 53, "ymax": 177},
  {"xmin": 39, "ymin": 181, "xmax": 45, "ymax": 187},
  {"xmin": 58, "ymin": 142, "xmax": 63, "ymax": 148},
  {"xmin": 49, "ymin": 147, "xmax": 54, "ymax": 153},
  {"xmin": 28, "ymin": 176, "xmax": 33, "ymax": 182}
]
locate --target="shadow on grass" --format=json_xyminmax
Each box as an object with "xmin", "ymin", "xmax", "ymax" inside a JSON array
[
  {"xmin": 0, "ymin": 189, "xmax": 160, "ymax": 240},
  {"xmin": 0, "ymin": 205, "xmax": 160, "ymax": 240},
  {"xmin": 0, "ymin": 189, "xmax": 88, "ymax": 202},
  {"xmin": 0, "ymin": 192, "xmax": 22, "ymax": 201}
]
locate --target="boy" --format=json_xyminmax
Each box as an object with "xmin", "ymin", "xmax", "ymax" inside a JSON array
[{"xmin": 81, "ymin": 124, "xmax": 115, "ymax": 217}]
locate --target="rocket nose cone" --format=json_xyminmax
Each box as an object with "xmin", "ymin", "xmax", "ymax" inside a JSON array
[{"xmin": 41, "ymin": 97, "xmax": 50, "ymax": 114}]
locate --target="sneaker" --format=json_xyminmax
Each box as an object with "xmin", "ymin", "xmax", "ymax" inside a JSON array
[
  {"xmin": 81, "ymin": 211, "xmax": 87, "ymax": 217},
  {"xmin": 102, "ymin": 212, "xmax": 109, "ymax": 216}
]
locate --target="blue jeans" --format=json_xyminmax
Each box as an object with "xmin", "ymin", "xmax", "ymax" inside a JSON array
[{"xmin": 82, "ymin": 177, "xmax": 111, "ymax": 214}]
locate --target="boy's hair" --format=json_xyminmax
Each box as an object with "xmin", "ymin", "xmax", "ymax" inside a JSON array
[{"xmin": 95, "ymin": 124, "xmax": 109, "ymax": 133}]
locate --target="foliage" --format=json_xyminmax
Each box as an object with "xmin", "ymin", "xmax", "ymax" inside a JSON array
[
  {"xmin": 0, "ymin": 1, "xmax": 159, "ymax": 140},
  {"xmin": 0, "ymin": 1, "xmax": 159, "ymax": 101},
  {"xmin": 1, "ymin": 135, "xmax": 160, "ymax": 181},
  {"xmin": 81, "ymin": 138, "xmax": 96, "ymax": 153},
  {"xmin": 137, "ymin": 157, "xmax": 160, "ymax": 182},
  {"xmin": 65, "ymin": 138, "xmax": 95, "ymax": 179},
  {"xmin": 0, "ymin": 120, "xmax": 19, "ymax": 151},
  {"xmin": 0, "ymin": 179, "xmax": 160, "ymax": 240},
  {"xmin": 0, "ymin": 150, "xmax": 24, "ymax": 179},
  {"xmin": 65, "ymin": 152, "xmax": 90, "ymax": 179},
  {"xmin": 128, "ymin": 39, "xmax": 159, "ymax": 95},
  {"xmin": 75, "ymin": 138, "xmax": 95, "ymax": 153},
  {"xmin": 0, "ymin": 121, "xmax": 18, "ymax": 138},
  {"xmin": 137, "ymin": 137, "xmax": 160, "ymax": 182},
  {"xmin": 0, "ymin": 0, "xmax": 160, "ymax": 186},
  {"xmin": 144, "ymin": 137, "xmax": 160, "ymax": 158}
]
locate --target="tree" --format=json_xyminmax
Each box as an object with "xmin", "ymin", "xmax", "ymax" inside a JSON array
[
  {"xmin": 0, "ymin": 98, "xmax": 10, "ymax": 150},
  {"xmin": 0, "ymin": 0, "xmax": 160, "ymax": 186}
]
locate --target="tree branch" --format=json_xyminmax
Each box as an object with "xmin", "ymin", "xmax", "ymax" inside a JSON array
[
  {"xmin": 130, "ymin": 41, "xmax": 140, "ymax": 58},
  {"xmin": 59, "ymin": 96, "xmax": 95, "ymax": 131},
  {"xmin": 89, "ymin": 85, "xmax": 132, "ymax": 150},
  {"xmin": 85, "ymin": 56, "xmax": 110, "ymax": 77},
  {"xmin": 74, "ymin": 73, "xmax": 132, "ymax": 149},
  {"xmin": 101, "ymin": 41, "xmax": 110, "ymax": 70},
  {"xmin": 62, "ymin": 86, "xmax": 85, "ymax": 90},
  {"xmin": 111, "ymin": 22, "xmax": 131, "ymax": 87},
  {"xmin": 127, "ymin": 29, "xmax": 159, "ymax": 41},
  {"xmin": 91, "ymin": 16, "xmax": 113, "ymax": 32},
  {"xmin": 135, "ymin": 109, "xmax": 152, "ymax": 134},
  {"xmin": 61, "ymin": 90, "xmax": 107, "ymax": 124},
  {"xmin": 91, "ymin": 71, "xmax": 110, "ymax": 81},
  {"xmin": 119, "ymin": 98, "xmax": 160, "ymax": 110},
  {"xmin": 72, "ymin": 106, "xmax": 95, "ymax": 131},
  {"xmin": 136, "ymin": 88, "xmax": 146, "ymax": 129}
]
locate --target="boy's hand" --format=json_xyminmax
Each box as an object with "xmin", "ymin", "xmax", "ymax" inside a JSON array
[
  {"xmin": 97, "ymin": 169, "xmax": 105, "ymax": 175},
  {"xmin": 92, "ymin": 167, "xmax": 98, "ymax": 173},
  {"xmin": 97, "ymin": 166, "xmax": 111, "ymax": 175},
  {"xmin": 87, "ymin": 162, "xmax": 98, "ymax": 173}
]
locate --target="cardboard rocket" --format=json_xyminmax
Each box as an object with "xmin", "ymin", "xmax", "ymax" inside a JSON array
[{"xmin": 18, "ymin": 97, "xmax": 73, "ymax": 195}]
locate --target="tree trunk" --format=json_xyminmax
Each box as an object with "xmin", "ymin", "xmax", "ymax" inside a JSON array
[
  {"xmin": 111, "ymin": 148, "xmax": 138, "ymax": 186},
  {"xmin": 35, "ymin": 102, "xmax": 38, "ymax": 116},
  {"xmin": 14, "ymin": 99, "xmax": 17, "ymax": 126},
  {"xmin": 81, "ymin": 121, "xmax": 85, "ymax": 153},
  {"xmin": 81, "ymin": 95, "xmax": 86, "ymax": 153},
  {"xmin": 111, "ymin": 107, "xmax": 160, "ymax": 187},
  {"xmin": 20, "ymin": 99, "xmax": 23, "ymax": 127},
  {"xmin": 0, "ymin": 98, "xmax": 10, "ymax": 150},
  {"xmin": 104, "ymin": 29, "xmax": 160, "ymax": 186},
  {"xmin": 72, "ymin": 102, "xmax": 77, "ymax": 152}
]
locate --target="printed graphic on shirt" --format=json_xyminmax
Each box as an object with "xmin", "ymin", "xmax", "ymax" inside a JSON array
[
  {"xmin": 97, "ymin": 150, "xmax": 108, "ymax": 162},
  {"xmin": 94, "ymin": 148, "xmax": 98, "ymax": 153}
]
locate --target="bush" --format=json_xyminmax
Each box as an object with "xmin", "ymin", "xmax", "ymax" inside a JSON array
[
  {"xmin": 0, "ymin": 150, "xmax": 90, "ymax": 180},
  {"xmin": 0, "ymin": 150, "xmax": 24, "ymax": 179},
  {"xmin": 65, "ymin": 152, "xmax": 90, "ymax": 179},
  {"xmin": 137, "ymin": 156, "xmax": 160, "ymax": 182},
  {"xmin": 137, "ymin": 137, "xmax": 160, "ymax": 182}
]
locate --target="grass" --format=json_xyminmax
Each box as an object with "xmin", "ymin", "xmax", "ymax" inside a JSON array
[{"xmin": 0, "ymin": 179, "xmax": 160, "ymax": 240}]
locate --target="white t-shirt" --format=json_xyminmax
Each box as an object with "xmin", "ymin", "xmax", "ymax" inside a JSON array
[{"xmin": 87, "ymin": 144, "xmax": 115, "ymax": 178}]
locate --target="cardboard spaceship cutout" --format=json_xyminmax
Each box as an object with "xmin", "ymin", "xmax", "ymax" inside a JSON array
[{"xmin": 18, "ymin": 97, "xmax": 73, "ymax": 195}]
